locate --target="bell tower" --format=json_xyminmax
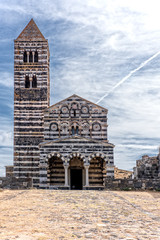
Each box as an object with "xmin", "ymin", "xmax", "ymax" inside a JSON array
[{"xmin": 14, "ymin": 19, "xmax": 50, "ymax": 187}]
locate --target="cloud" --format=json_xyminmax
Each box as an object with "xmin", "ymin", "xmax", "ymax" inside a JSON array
[
  {"xmin": 0, "ymin": 148, "xmax": 13, "ymax": 177},
  {"xmin": 0, "ymin": 0, "xmax": 160, "ymax": 175},
  {"xmin": 118, "ymin": 144, "xmax": 158, "ymax": 150},
  {"xmin": 0, "ymin": 124, "xmax": 13, "ymax": 176},
  {"xmin": 96, "ymin": 51, "xmax": 160, "ymax": 104},
  {"xmin": 0, "ymin": 117, "xmax": 13, "ymax": 147},
  {"xmin": 0, "ymin": 72, "xmax": 13, "ymax": 87}
]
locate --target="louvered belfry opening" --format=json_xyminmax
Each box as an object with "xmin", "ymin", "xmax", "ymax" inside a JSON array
[{"xmin": 48, "ymin": 156, "xmax": 65, "ymax": 186}]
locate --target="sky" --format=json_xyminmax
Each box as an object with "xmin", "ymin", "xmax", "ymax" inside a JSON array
[{"xmin": 0, "ymin": 0, "xmax": 160, "ymax": 176}]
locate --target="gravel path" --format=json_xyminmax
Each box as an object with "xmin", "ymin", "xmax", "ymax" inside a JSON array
[{"xmin": 0, "ymin": 190, "xmax": 160, "ymax": 240}]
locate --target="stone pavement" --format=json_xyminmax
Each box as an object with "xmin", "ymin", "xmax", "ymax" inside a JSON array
[{"xmin": 0, "ymin": 190, "xmax": 160, "ymax": 240}]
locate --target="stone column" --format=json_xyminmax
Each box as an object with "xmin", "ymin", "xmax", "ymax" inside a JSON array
[
  {"xmin": 27, "ymin": 52, "xmax": 29, "ymax": 63},
  {"xmin": 32, "ymin": 52, "xmax": 35, "ymax": 63},
  {"xmin": 29, "ymin": 76, "xmax": 32, "ymax": 88},
  {"xmin": 84, "ymin": 165, "xmax": 90, "ymax": 187},
  {"xmin": 64, "ymin": 164, "xmax": 69, "ymax": 187}
]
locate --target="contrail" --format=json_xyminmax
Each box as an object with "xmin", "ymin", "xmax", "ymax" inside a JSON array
[{"xmin": 96, "ymin": 50, "xmax": 160, "ymax": 104}]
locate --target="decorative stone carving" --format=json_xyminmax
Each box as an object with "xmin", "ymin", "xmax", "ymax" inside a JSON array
[
  {"xmin": 50, "ymin": 123, "xmax": 58, "ymax": 131},
  {"xmin": 81, "ymin": 105, "xmax": 89, "ymax": 114},
  {"xmin": 61, "ymin": 122, "xmax": 68, "ymax": 133},
  {"xmin": 92, "ymin": 122, "xmax": 101, "ymax": 131},
  {"xmin": 71, "ymin": 102, "xmax": 79, "ymax": 109},
  {"xmin": 61, "ymin": 106, "xmax": 69, "ymax": 114},
  {"xmin": 82, "ymin": 121, "xmax": 90, "ymax": 134}
]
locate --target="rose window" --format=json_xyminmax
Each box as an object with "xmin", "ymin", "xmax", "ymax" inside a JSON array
[
  {"xmin": 81, "ymin": 106, "xmax": 89, "ymax": 114},
  {"xmin": 83, "ymin": 123, "xmax": 89, "ymax": 131},
  {"xmin": 50, "ymin": 123, "xmax": 58, "ymax": 131},
  {"xmin": 61, "ymin": 106, "xmax": 69, "ymax": 113},
  {"xmin": 92, "ymin": 123, "xmax": 101, "ymax": 131}
]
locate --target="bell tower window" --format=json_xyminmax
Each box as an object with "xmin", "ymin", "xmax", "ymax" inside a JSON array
[
  {"xmin": 25, "ymin": 76, "xmax": 30, "ymax": 88},
  {"xmin": 32, "ymin": 75, "xmax": 37, "ymax": 88},
  {"xmin": 23, "ymin": 51, "xmax": 27, "ymax": 63},
  {"xmin": 29, "ymin": 51, "xmax": 33, "ymax": 62},
  {"xmin": 34, "ymin": 51, "xmax": 38, "ymax": 62}
]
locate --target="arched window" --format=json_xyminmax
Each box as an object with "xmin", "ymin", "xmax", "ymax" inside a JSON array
[
  {"xmin": 72, "ymin": 126, "xmax": 75, "ymax": 135},
  {"xmin": 76, "ymin": 126, "xmax": 79, "ymax": 134},
  {"xmin": 23, "ymin": 51, "xmax": 27, "ymax": 63},
  {"xmin": 29, "ymin": 51, "xmax": 33, "ymax": 62},
  {"xmin": 32, "ymin": 75, "xmax": 37, "ymax": 88},
  {"xmin": 73, "ymin": 109, "xmax": 76, "ymax": 117},
  {"xmin": 71, "ymin": 102, "xmax": 79, "ymax": 118},
  {"xmin": 34, "ymin": 51, "xmax": 38, "ymax": 62},
  {"xmin": 25, "ymin": 76, "xmax": 30, "ymax": 88},
  {"xmin": 71, "ymin": 126, "xmax": 79, "ymax": 135}
]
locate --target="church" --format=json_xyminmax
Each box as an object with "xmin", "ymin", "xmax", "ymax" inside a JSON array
[{"xmin": 13, "ymin": 19, "xmax": 115, "ymax": 189}]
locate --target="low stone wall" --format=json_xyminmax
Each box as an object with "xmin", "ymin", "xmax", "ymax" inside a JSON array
[
  {"xmin": 0, "ymin": 177, "xmax": 32, "ymax": 189},
  {"xmin": 105, "ymin": 178, "xmax": 160, "ymax": 190},
  {"xmin": 1, "ymin": 176, "xmax": 160, "ymax": 190}
]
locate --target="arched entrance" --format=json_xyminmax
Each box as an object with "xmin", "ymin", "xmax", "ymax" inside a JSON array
[
  {"xmin": 89, "ymin": 157, "xmax": 106, "ymax": 187},
  {"xmin": 69, "ymin": 157, "xmax": 84, "ymax": 190},
  {"xmin": 47, "ymin": 155, "xmax": 65, "ymax": 186}
]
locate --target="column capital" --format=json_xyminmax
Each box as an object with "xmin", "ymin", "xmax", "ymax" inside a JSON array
[
  {"xmin": 63, "ymin": 163, "xmax": 69, "ymax": 168},
  {"xmin": 84, "ymin": 164, "xmax": 90, "ymax": 169}
]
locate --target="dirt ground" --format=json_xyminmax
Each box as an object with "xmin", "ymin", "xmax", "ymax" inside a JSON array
[{"xmin": 0, "ymin": 190, "xmax": 160, "ymax": 240}]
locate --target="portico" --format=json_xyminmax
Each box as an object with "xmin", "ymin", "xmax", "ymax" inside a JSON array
[{"xmin": 39, "ymin": 136, "xmax": 114, "ymax": 189}]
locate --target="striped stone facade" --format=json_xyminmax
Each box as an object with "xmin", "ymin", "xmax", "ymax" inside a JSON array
[
  {"xmin": 13, "ymin": 19, "xmax": 50, "ymax": 187},
  {"xmin": 13, "ymin": 19, "xmax": 114, "ymax": 189},
  {"xmin": 39, "ymin": 95, "xmax": 114, "ymax": 189}
]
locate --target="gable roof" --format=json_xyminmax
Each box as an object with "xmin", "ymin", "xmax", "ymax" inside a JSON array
[
  {"xmin": 16, "ymin": 19, "xmax": 46, "ymax": 41},
  {"xmin": 46, "ymin": 94, "xmax": 108, "ymax": 111}
]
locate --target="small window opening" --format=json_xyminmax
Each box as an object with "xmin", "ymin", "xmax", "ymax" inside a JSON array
[
  {"xmin": 29, "ymin": 51, "xmax": 33, "ymax": 62},
  {"xmin": 25, "ymin": 76, "xmax": 30, "ymax": 88},
  {"xmin": 34, "ymin": 51, "xmax": 38, "ymax": 62},
  {"xmin": 76, "ymin": 126, "xmax": 79, "ymax": 135},
  {"xmin": 71, "ymin": 126, "xmax": 79, "ymax": 135},
  {"xmin": 32, "ymin": 75, "xmax": 37, "ymax": 88},
  {"xmin": 73, "ymin": 110, "xmax": 76, "ymax": 117},
  {"xmin": 72, "ymin": 126, "xmax": 75, "ymax": 136},
  {"xmin": 23, "ymin": 51, "xmax": 27, "ymax": 63}
]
